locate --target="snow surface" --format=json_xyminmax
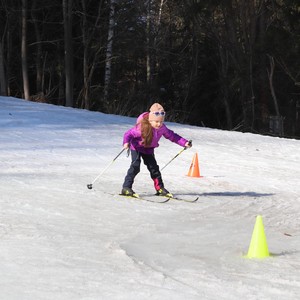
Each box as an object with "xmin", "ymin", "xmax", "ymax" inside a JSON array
[{"xmin": 1, "ymin": 96, "xmax": 300, "ymax": 300}]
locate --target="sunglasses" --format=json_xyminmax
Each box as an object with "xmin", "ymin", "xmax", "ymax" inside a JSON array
[{"xmin": 151, "ymin": 111, "xmax": 166, "ymax": 116}]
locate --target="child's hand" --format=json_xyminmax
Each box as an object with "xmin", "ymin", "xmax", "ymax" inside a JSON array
[
  {"xmin": 185, "ymin": 141, "xmax": 192, "ymax": 148},
  {"xmin": 123, "ymin": 143, "xmax": 129, "ymax": 149}
]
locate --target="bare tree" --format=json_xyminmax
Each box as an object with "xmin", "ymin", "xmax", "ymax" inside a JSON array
[
  {"xmin": 31, "ymin": 0, "xmax": 43, "ymax": 94},
  {"xmin": 63, "ymin": 0, "xmax": 73, "ymax": 107},
  {"xmin": 0, "ymin": 41, "xmax": 7, "ymax": 95},
  {"xmin": 80, "ymin": 0, "xmax": 89, "ymax": 109},
  {"xmin": 146, "ymin": 0, "xmax": 151, "ymax": 84},
  {"xmin": 79, "ymin": 0, "xmax": 104, "ymax": 109},
  {"xmin": 146, "ymin": 0, "xmax": 166, "ymax": 86},
  {"xmin": 21, "ymin": 0, "xmax": 30, "ymax": 100},
  {"xmin": 267, "ymin": 55, "xmax": 280, "ymax": 116},
  {"xmin": 103, "ymin": 0, "xmax": 116, "ymax": 105}
]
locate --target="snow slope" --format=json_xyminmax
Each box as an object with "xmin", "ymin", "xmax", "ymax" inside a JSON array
[{"xmin": 1, "ymin": 96, "xmax": 300, "ymax": 300}]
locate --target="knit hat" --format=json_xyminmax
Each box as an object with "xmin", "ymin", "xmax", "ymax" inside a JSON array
[{"xmin": 148, "ymin": 103, "xmax": 165, "ymax": 122}]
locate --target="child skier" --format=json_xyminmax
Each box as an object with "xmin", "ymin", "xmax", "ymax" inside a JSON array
[{"xmin": 121, "ymin": 103, "xmax": 192, "ymax": 197}]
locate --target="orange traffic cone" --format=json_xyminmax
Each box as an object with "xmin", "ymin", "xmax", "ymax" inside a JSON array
[{"xmin": 187, "ymin": 153, "xmax": 201, "ymax": 177}]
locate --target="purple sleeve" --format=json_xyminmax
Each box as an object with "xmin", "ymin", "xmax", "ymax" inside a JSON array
[
  {"xmin": 162, "ymin": 125, "xmax": 188, "ymax": 147},
  {"xmin": 123, "ymin": 126, "xmax": 140, "ymax": 144},
  {"xmin": 123, "ymin": 128, "xmax": 133, "ymax": 144}
]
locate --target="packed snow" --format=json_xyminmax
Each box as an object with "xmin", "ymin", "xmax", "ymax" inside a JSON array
[{"xmin": 1, "ymin": 96, "xmax": 300, "ymax": 300}]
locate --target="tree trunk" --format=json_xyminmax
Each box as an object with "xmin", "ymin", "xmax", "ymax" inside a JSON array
[
  {"xmin": 31, "ymin": 0, "xmax": 43, "ymax": 94},
  {"xmin": 103, "ymin": 0, "xmax": 116, "ymax": 106},
  {"xmin": 218, "ymin": 45, "xmax": 232, "ymax": 129},
  {"xmin": 258, "ymin": 2, "xmax": 269, "ymax": 129},
  {"xmin": 152, "ymin": 0, "xmax": 165, "ymax": 88},
  {"xmin": 80, "ymin": 0, "xmax": 89, "ymax": 109},
  {"xmin": 21, "ymin": 0, "xmax": 30, "ymax": 100},
  {"xmin": 267, "ymin": 55, "xmax": 280, "ymax": 116},
  {"xmin": 63, "ymin": 0, "xmax": 73, "ymax": 107},
  {"xmin": 146, "ymin": 0, "xmax": 151, "ymax": 84},
  {"xmin": 0, "ymin": 41, "xmax": 7, "ymax": 96}
]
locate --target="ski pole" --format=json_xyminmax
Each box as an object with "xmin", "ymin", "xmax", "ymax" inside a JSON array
[
  {"xmin": 87, "ymin": 148, "xmax": 126, "ymax": 189},
  {"xmin": 161, "ymin": 140, "xmax": 192, "ymax": 171}
]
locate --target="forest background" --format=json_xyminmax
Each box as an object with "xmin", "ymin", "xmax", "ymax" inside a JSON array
[{"xmin": 0, "ymin": 0, "xmax": 300, "ymax": 138}]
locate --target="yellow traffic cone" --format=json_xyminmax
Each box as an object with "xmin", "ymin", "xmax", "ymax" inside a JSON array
[
  {"xmin": 187, "ymin": 153, "xmax": 201, "ymax": 178},
  {"xmin": 245, "ymin": 215, "xmax": 270, "ymax": 258}
]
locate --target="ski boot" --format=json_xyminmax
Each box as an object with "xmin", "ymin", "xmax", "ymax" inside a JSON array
[
  {"xmin": 121, "ymin": 187, "xmax": 139, "ymax": 198},
  {"xmin": 156, "ymin": 187, "xmax": 173, "ymax": 198}
]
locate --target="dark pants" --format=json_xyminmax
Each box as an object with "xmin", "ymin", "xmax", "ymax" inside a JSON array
[{"xmin": 123, "ymin": 150, "xmax": 164, "ymax": 190}]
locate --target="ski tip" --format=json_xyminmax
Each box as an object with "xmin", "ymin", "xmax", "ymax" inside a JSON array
[{"xmin": 162, "ymin": 197, "xmax": 171, "ymax": 203}]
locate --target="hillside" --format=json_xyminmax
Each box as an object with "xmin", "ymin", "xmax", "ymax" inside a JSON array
[{"xmin": 1, "ymin": 96, "xmax": 300, "ymax": 300}]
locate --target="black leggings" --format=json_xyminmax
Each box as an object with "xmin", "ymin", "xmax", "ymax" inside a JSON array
[{"xmin": 123, "ymin": 150, "xmax": 164, "ymax": 190}]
